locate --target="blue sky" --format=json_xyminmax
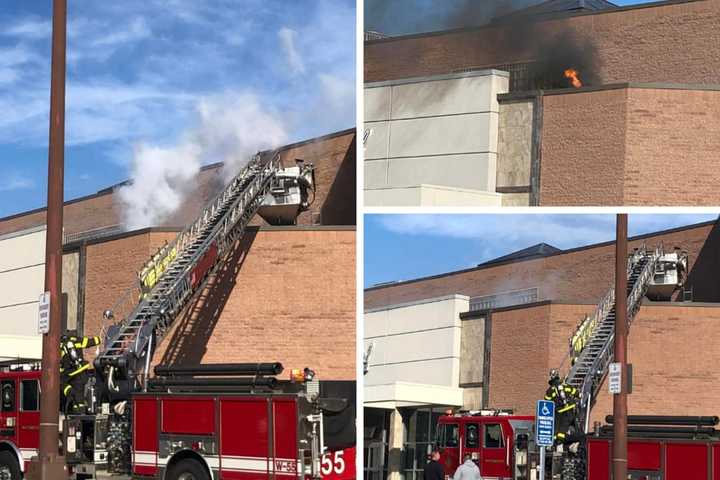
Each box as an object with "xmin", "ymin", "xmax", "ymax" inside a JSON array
[
  {"xmin": 364, "ymin": 214, "xmax": 719, "ymax": 288},
  {"xmin": 0, "ymin": 1, "xmax": 355, "ymax": 218},
  {"xmin": 365, "ymin": 0, "xmax": 658, "ymax": 35}
]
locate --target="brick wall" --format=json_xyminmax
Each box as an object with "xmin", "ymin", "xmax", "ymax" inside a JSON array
[
  {"xmin": 539, "ymin": 88, "xmax": 627, "ymax": 205},
  {"xmin": 538, "ymin": 86, "xmax": 720, "ymax": 206},
  {"xmin": 365, "ymin": 0, "xmax": 720, "ymax": 86},
  {"xmin": 81, "ymin": 227, "xmax": 355, "ymax": 381},
  {"xmin": 148, "ymin": 228, "xmax": 356, "ymax": 380},
  {"xmin": 365, "ymin": 221, "xmax": 720, "ymax": 309},
  {"xmin": 623, "ymin": 88, "xmax": 720, "ymax": 206},
  {"xmin": 589, "ymin": 304, "xmax": 720, "ymax": 423},
  {"xmin": 487, "ymin": 304, "xmax": 552, "ymax": 414},
  {"xmin": 484, "ymin": 303, "xmax": 720, "ymax": 419},
  {"xmin": 278, "ymin": 130, "xmax": 356, "ymax": 226}
]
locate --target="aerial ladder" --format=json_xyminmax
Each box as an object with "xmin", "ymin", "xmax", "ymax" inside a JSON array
[
  {"xmin": 92, "ymin": 152, "xmax": 315, "ymax": 400},
  {"xmin": 549, "ymin": 244, "xmax": 687, "ymax": 478}
]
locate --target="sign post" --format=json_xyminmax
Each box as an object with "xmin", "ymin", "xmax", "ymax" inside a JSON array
[{"xmin": 536, "ymin": 400, "xmax": 555, "ymax": 480}]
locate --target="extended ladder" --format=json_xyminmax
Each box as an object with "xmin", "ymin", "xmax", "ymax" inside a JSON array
[
  {"xmin": 95, "ymin": 153, "xmax": 285, "ymax": 384},
  {"xmin": 564, "ymin": 245, "xmax": 663, "ymax": 431}
]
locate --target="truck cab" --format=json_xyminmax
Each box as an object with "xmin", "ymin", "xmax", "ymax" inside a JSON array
[{"xmin": 435, "ymin": 411, "xmax": 535, "ymax": 480}]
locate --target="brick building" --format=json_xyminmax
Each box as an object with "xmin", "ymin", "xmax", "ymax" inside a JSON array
[
  {"xmin": 363, "ymin": 218, "xmax": 720, "ymax": 480},
  {"xmin": 0, "ymin": 128, "xmax": 356, "ymax": 385},
  {"xmin": 363, "ymin": 0, "xmax": 720, "ymax": 206}
]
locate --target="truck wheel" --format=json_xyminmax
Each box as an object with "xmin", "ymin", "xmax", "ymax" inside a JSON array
[
  {"xmin": 0, "ymin": 451, "xmax": 21, "ymax": 480},
  {"xmin": 166, "ymin": 458, "xmax": 209, "ymax": 480}
]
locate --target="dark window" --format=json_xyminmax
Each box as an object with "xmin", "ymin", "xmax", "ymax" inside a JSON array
[
  {"xmin": 21, "ymin": 380, "xmax": 39, "ymax": 411},
  {"xmin": 465, "ymin": 423, "xmax": 479, "ymax": 448},
  {"xmin": 438, "ymin": 423, "xmax": 459, "ymax": 448},
  {"xmin": 1, "ymin": 381, "xmax": 15, "ymax": 412},
  {"xmin": 484, "ymin": 424, "xmax": 504, "ymax": 449}
]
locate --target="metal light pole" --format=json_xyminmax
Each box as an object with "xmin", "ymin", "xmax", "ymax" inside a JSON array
[
  {"xmin": 612, "ymin": 214, "xmax": 628, "ymax": 480},
  {"xmin": 27, "ymin": 0, "xmax": 69, "ymax": 478}
]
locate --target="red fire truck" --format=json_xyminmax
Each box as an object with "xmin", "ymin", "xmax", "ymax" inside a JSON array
[
  {"xmin": 0, "ymin": 360, "xmax": 355, "ymax": 480},
  {"xmin": 436, "ymin": 411, "xmax": 720, "ymax": 480},
  {"xmin": 0, "ymin": 155, "xmax": 356, "ymax": 479}
]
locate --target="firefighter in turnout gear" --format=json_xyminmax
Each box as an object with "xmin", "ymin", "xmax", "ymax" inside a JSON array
[
  {"xmin": 60, "ymin": 334, "xmax": 101, "ymax": 413},
  {"xmin": 545, "ymin": 369, "xmax": 580, "ymax": 444}
]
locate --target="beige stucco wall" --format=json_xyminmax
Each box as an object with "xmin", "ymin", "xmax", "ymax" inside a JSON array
[
  {"xmin": 0, "ymin": 226, "xmax": 46, "ymax": 359},
  {"xmin": 0, "ymin": 226, "xmax": 82, "ymax": 359},
  {"xmin": 365, "ymin": 295, "xmax": 468, "ymax": 407},
  {"xmin": 364, "ymin": 70, "xmax": 509, "ymax": 206}
]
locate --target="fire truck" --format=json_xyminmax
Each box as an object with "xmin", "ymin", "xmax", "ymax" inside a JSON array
[
  {"xmin": 436, "ymin": 411, "xmax": 720, "ymax": 480},
  {"xmin": 434, "ymin": 245, "xmax": 712, "ymax": 479},
  {"xmin": 0, "ymin": 152, "xmax": 356, "ymax": 479}
]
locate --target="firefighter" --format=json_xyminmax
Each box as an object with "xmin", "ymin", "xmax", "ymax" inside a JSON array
[
  {"xmin": 544, "ymin": 369, "xmax": 580, "ymax": 444},
  {"xmin": 60, "ymin": 334, "xmax": 101, "ymax": 414}
]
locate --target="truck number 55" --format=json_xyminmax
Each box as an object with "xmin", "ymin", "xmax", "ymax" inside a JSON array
[{"xmin": 321, "ymin": 450, "xmax": 345, "ymax": 476}]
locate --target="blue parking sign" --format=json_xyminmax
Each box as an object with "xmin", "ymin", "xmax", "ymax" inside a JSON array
[{"xmin": 536, "ymin": 400, "xmax": 555, "ymax": 447}]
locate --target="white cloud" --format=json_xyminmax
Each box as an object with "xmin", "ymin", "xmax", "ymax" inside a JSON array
[
  {"xmin": 377, "ymin": 214, "xmax": 718, "ymax": 262},
  {"xmin": 1, "ymin": 19, "xmax": 51, "ymax": 40},
  {"xmin": 278, "ymin": 27, "xmax": 305, "ymax": 74},
  {"xmin": 92, "ymin": 17, "xmax": 151, "ymax": 47},
  {"xmin": 0, "ymin": 174, "xmax": 33, "ymax": 192}
]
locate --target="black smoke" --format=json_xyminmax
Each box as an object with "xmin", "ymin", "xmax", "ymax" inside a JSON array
[{"xmin": 365, "ymin": 0, "xmax": 601, "ymax": 90}]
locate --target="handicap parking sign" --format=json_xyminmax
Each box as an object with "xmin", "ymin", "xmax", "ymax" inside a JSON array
[{"xmin": 536, "ymin": 400, "xmax": 555, "ymax": 447}]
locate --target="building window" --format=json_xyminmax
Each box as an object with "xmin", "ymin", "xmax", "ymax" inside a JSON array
[
  {"xmin": 401, "ymin": 408, "xmax": 445, "ymax": 480},
  {"xmin": 465, "ymin": 423, "xmax": 479, "ymax": 448},
  {"xmin": 484, "ymin": 424, "xmax": 504, "ymax": 449},
  {"xmin": 21, "ymin": 380, "xmax": 39, "ymax": 411}
]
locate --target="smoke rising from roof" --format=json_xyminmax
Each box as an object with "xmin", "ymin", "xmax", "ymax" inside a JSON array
[
  {"xmin": 367, "ymin": 0, "xmax": 601, "ymax": 90},
  {"xmin": 118, "ymin": 92, "xmax": 287, "ymax": 230}
]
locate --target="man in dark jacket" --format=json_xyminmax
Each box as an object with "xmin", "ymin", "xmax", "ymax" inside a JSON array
[{"xmin": 424, "ymin": 449, "xmax": 444, "ymax": 480}]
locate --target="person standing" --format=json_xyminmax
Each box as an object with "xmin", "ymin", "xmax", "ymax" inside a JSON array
[
  {"xmin": 423, "ymin": 449, "xmax": 444, "ymax": 480},
  {"xmin": 453, "ymin": 454, "xmax": 481, "ymax": 480}
]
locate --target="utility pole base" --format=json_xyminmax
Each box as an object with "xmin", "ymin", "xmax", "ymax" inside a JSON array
[{"xmin": 26, "ymin": 456, "xmax": 69, "ymax": 480}]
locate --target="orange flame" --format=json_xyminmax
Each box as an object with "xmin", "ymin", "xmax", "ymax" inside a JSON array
[{"xmin": 564, "ymin": 68, "xmax": 582, "ymax": 88}]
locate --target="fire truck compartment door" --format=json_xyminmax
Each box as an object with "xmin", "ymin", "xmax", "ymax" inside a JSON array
[
  {"xmin": 480, "ymin": 422, "xmax": 511, "ymax": 478},
  {"xmin": 220, "ymin": 397, "xmax": 271, "ymax": 478},
  {"xmin": 666, "ymin": 443, "xmax": 708, "ymax": 480},
  {"xmin": 272, "ymin": 398, "xmax": 300, "ymax": 477}
]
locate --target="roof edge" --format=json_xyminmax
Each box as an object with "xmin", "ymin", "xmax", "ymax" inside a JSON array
[{"xmin": 365, "ymin": 218, "xmax": 719, "ymax": 292}]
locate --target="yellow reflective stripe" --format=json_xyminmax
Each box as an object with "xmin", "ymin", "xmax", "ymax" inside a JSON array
[
  {"xmin": 68, "ymin": 363, "xmax": 91, "ymax": 377},
  {"xmin": 94, "ymin": 336, "xmax": 100, "ymax": 344},
  {"xmin": 63, "ymin": 385, "xmax": 71, "ymax": 395},
  {"xmin": 558, "ymin": 403, "xmax": 576, "ymax": 413},
  {"xmin": 544, "ymin": 395, "xmax": 552, "ymax": 400},
  {"xmin": 556, "ymin": 432, "xmax": 566, "ymax": 439}
]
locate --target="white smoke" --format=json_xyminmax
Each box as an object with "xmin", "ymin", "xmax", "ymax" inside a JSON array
[{"xmin": 118, "ymin": 92, "xmax": 288, "ymax": 230}]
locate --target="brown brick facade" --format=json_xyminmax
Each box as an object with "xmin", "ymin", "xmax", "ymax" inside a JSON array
[
  {"xmin": 82, "ymin": 227, "xmax": 355, "ymax": 380},
  {"xmin": 365, "ymin": 220, "xmax": 720, "ymax": 309},
  {"xmin": 278, "ymin": 130, "xmax": 356, "ymax": 226},
  {"xmin": 365, "ymin": 0, "xmax": 720, "ymax": 86},
  {"xmin": 485, "ymin": 303, "xmax": 720, "ymax": 419},
  {"xmin": 539, "ymin": 86, "xmax": 720, "ymax": 206}
]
